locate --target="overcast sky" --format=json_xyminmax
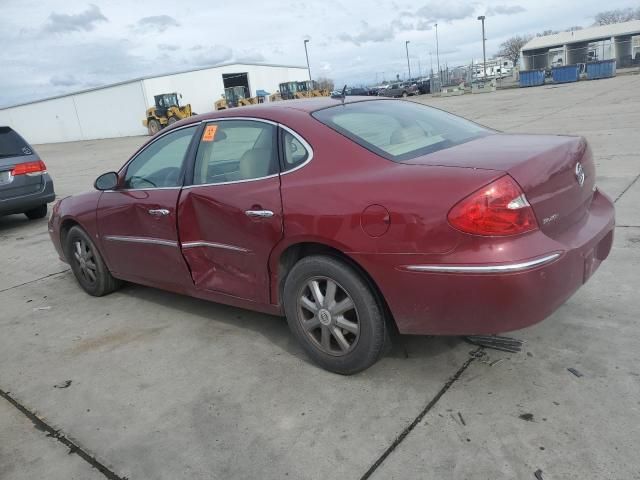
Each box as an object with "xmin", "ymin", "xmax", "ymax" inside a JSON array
[{"xmin": 1, "ymin": 0, "xmax": 637, "ymax": 107}]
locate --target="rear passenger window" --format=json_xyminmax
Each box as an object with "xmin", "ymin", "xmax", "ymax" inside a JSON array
[
  {"xmin": 0, "ymin": 127, "xmax": 31, "ymax": 157},
  {"xmin": 193, "ymin": 120, "xmax": 277, "ymax": 185},
  {"xmin": 282, "ymin": 130, "xmax": 309, "ymax": 170}
]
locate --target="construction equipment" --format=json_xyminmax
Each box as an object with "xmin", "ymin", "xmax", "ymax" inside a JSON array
[
  {"xmin": 143, "ymin": 93, "xmax": 194, "ymax": 135},
  {"xmin": 214, "ymin": 86, "xmax": 254, "ymax": 110},
  {"xmin": 276, "ymin": 80, "xmax": 330, "ymax": 101}
]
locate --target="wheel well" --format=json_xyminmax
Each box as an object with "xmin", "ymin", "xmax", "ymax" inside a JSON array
[
  {"xmin": 277, "ymin": 242, "xmax": 397, "ymax": 331},
  {"xmin": 59, "ymin": 219, "xmax": 80, "ymax": 256}
]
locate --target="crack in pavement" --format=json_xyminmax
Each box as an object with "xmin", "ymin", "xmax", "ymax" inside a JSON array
[
  {"xmin": 0, "ymin": 388, "xmax": 127, "ymax": 480},
  {"xmin": 0, "ymin": 269, "xmax": 70, "ymax": 294},
  {"xmin": 614, "ymin": 172, "xmax": 640, "ymax": 204},
  {"xmin": 359, "ymin": 348, "xmax": 482, "ymax": 480}
]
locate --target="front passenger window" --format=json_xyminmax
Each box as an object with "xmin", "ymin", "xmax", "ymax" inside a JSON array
[{"xmin": 124, "ymin": 126, "xmax": 196, "ymax": 189}]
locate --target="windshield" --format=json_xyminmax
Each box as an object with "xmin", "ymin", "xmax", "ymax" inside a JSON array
[
  {"xmin": 0, "ymin": 127, "xmax": 31, "ymax": 158},
  {"xmin": 312, "ymin": 100, "xmax": 492, "ymax": 162}
]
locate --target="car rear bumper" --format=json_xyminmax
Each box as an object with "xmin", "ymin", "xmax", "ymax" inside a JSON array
[
  {"xmin": 352, "ymin": 189, "xmax": 615, "ymax": 335},
  {"xmin": 0, "ymin": 174, "xmax": 55, "ymax": 216}
]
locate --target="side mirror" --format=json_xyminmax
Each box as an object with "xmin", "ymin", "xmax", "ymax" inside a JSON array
[{"xmin": 94, "ymin": 171, "xmax": 119, "ymax": 191}]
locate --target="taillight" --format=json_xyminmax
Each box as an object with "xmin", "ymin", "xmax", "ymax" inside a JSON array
[
  {"xmin": 12, "ymin": 160, "xmax": 47, "ymax": 176},
  {"xmin": 448, "ymin": 175, "xmax": 538, "ymax": 236}
]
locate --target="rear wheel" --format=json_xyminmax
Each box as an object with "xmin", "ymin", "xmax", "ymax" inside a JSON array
[
  {"xmin": 402, "ymin": 91, "xmax": 408, "ymax": 98},
  {"xmin": 148, "ymin": 118, "xmax": 161, "ymax": 135},
  {"xmin": 24, "ymin": 204, "xmax": 47, "ymax": 220},
  {"xmin": 283, "ymin": 255, "xmax": 387, "ymax": 374},
  {"xmin": 65, "ymin": 226, "xmax": 121, "ymax": 296}
]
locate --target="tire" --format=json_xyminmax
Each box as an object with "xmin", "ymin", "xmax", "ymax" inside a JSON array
[
  {"xmin": 167, "ymin": 116, "xmax": 178, "ymax": 125},
  {"xmin": 148, "ymin": 118, "xmax": 161, "ymax": 135},
  {"xmin": 402, "ymin": 91, "xmax": 408, "ymax": 98},
  {"xmin": 64, "ymin": 226, "xmax": 121, "ymax": 297},
  {"xmin": 24, "ymin": 204, "xmax": 47, "ymax": 220},
  {"xmin": 283, "ymin": 255, "xmax": 387, "ymax": 374}
]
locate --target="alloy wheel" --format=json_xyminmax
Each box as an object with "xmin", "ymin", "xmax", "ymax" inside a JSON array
[
  {"xmin": 296, "ymin": 276, "xmax": 360, "ymax": 356},
  {"xmin": 72, "ymin": 238, "xmax": 98, "ymax": 285}
]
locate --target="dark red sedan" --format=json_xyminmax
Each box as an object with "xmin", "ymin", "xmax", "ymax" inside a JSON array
[{"xmin": 48, "ymin": 98, "xmax": 615, "ymax": 374}]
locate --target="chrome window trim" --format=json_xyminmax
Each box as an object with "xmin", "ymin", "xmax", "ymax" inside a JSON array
[
  {"xmin": 403, "ymin": 253, "xmax": 561, "ymax": 273},
  {"xmin": 279, "ymin": 123, "xmax": 314, "ymax": 176},
  {"xmin": 183, "ymin": 117, "xmax": 314, "ymax": 189},
  {"xmin": 181, "ymin": 241, "xmax": 250, "ymax": 253},
  {"xmin": 103, "ymin": 235, "xmax": 177, "ymax": 247},
  {"xmin": 103, "ymin": 186, "xmax": 182, "ymax": 193}
]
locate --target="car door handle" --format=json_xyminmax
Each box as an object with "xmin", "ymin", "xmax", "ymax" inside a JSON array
[
  {"xmin": 148, "ymin": 208, "xmax": 170, "ymax": 217},
  {"xmin": 245, "ymin": 209, "xmax": 274, "ymax": 218}
]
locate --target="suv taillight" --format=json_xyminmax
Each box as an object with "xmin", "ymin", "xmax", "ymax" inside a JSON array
[
  {"xmin": 12, "ymin": 160, "xmax": 47, "ymax": 176},
  {"xmin": 447, "ymin": 175, "xmax": 538, "ymax": 236}
]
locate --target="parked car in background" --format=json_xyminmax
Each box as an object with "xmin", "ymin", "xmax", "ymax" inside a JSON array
[
  {"xmin": 49, "ymin": 98, "xmax": 614, "ymax": 374},
  {"xmin": 379, "ymin": 82, "xmax": 416, "ymax": 97},
  {"xmin": 0, "ymin": 126, "xmax": 55, "ymax": 219},
  {"xmin": 345, "ymin": 87, "xmax": 369, "ymax": 96},
  {"xmin": 416, "ymin": 79, "xmax": 431, "ymax": 94}
]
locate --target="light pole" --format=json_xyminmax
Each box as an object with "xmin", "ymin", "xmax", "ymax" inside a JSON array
[
  {"xmin": 303, "ymin": 39, "xmax": 312, "ymax": 82},
  {"xmin": 477, "ymin": 16, "xmax": 487, "ymax": 81},
  {"xmin": 435, "ymin": 23, "xmax": 440, "ymax": 83},
  {"xmin": 405, "ymin": 41, "xmax": 412, "ymax": 80},
  {"xmin": 429, "ymin": 51, "xmax": 433, "ymax": 77}
]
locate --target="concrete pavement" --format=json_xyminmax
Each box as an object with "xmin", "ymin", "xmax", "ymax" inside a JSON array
[{"xmin": 1, "ymin": 73, "xmax": 639, "ymax": 479}]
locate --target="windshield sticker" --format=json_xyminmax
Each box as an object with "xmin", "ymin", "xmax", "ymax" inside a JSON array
[
  {"xmin": 202, "ymin": 125, "xmax": 218, "ymax": 142},
  {"xmin": 22, "ymin": 146, "xmax": 32, "ymax": 155}
]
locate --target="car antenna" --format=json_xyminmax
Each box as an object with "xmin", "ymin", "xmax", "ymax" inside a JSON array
[{"xmin": 340, "ymin": 85, "xmax": 347, "ymax": 104}]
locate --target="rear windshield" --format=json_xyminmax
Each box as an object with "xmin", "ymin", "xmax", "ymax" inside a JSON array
[
  {"xmin": 312, "ymin": 100, "xmax": 491, "ymax": 162},
  {"xmin": 0, "ymin": 127, "xmax": 31, "ymax": 158}
]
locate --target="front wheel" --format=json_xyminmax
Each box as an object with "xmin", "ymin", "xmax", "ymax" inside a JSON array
[
  {"xmin": 65, "ymin": 226, "xmax": 121, "ymax": 296},
  {"xmin": 148, "ymin": 118, "xmax": 161, "ymax": 135},
  {"xmin": 283, "ymin": 255, "xmax": 387, "ymax": 374},
  {"xmin": 167, "ymin": 116, "xmax": 178, "ymax": 125}
]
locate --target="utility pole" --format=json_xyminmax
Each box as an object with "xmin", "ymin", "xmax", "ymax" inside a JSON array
[
  {"xmin": 405, "ymin": 41, "xmax": 411, "ymax": 80},
  {"xmin": 435, "ymin": 23, "xmax": 440, "ymax": 83},
  {"xmin": 477, "ymin": 16, "xmax": 487, "ymax": 81},
  {"xmin": 304, "ymin": 39, "xmax": 312, "ymax": 82}
]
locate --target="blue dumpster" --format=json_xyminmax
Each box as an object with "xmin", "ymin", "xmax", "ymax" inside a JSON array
[
  {"xmin": 519, "ymin": 69, "xmax": 545, "ymax": 87},
  {"xmin": 551, "ymin": 65, "xmax": 580, "ymax": 83},
  {"xmin": 586, "ymin": 60, "xmax": 617, "ymax": 80}
]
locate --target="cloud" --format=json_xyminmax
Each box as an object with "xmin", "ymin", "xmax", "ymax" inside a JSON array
[
  {"xmin": 414, "ymin": 1, "xmax": 477, "ymax": 28},
  {"xmin": 43, "ymin": 4, "xmax": 107, "ymax": 33},
  {"xmin": 50, "ymin": 74, "xmax": 77, "ymax": 86},
  {"xmin": 486, "ymin": 5, "xmax": 526, "ymax": 15},
  {"xmin": 192, "ymin": 45, "xmax": 233, "ymax": 66},
  {"xmin": 235, "ymin": 52, "xmax": 266, "ymax": 63},
  {"xmin": 133, "ymin": 15, "xmax": 180, "ymax": 33},
  {"xmin": 338, "ymin": 21, "xmax": 395, "ymax": 46},
  {"xmin": 158, "ymin": 43, "xmax": 180, "ymax": 51}
]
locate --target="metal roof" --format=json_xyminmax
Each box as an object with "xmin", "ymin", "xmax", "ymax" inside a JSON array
[
  {"xmin": 0, "ymin": 62, "xmax": 307, "ymax": 110},
  {"xmin": 522, "ymin": 20, "xmax": 640, "ymax": 51}
]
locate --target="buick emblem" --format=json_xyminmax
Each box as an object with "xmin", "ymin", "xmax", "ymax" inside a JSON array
[{"xmin": 575, "ymin": 162, "xmax": 585, "ymax": 187}]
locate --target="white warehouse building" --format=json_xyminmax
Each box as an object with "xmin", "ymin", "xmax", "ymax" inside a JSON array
[{"xmin": 0, "ymin": 62, "xmax": 309, "ymax": 144}]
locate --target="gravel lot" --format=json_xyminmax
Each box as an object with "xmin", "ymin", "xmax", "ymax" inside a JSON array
[{"xmin": 1, "ymin": 73, "xmax": 639, "ymax": 480}]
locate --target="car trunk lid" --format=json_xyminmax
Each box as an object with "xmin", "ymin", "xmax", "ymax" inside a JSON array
[
  {"xmin": 0, "ymin": 127, "xmax": 43, "ymax": 200},
  {"xmin": 405, "ymin": 134, "xmax": 596, "ymax": 237}
]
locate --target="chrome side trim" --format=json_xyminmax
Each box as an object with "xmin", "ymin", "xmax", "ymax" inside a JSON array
[
  {"xmin": 103, "ymin": 235, "xmax": 177, "ymax": 247},
  {"xmin": 404, "ymin": 253, "xmax": 561, "ymax": 273},
  {"xmin": 182, "ymin": 173, "xmax": 280, "ymax": 189},
  {"xmin": 181, "ymin": 241, "xmax": 250, "ymax": 253}
]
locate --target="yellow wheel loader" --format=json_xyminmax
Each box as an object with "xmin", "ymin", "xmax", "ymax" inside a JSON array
[{"xmin": 142, "ymin": 93, "xmax": 195, "ymax": 135}]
